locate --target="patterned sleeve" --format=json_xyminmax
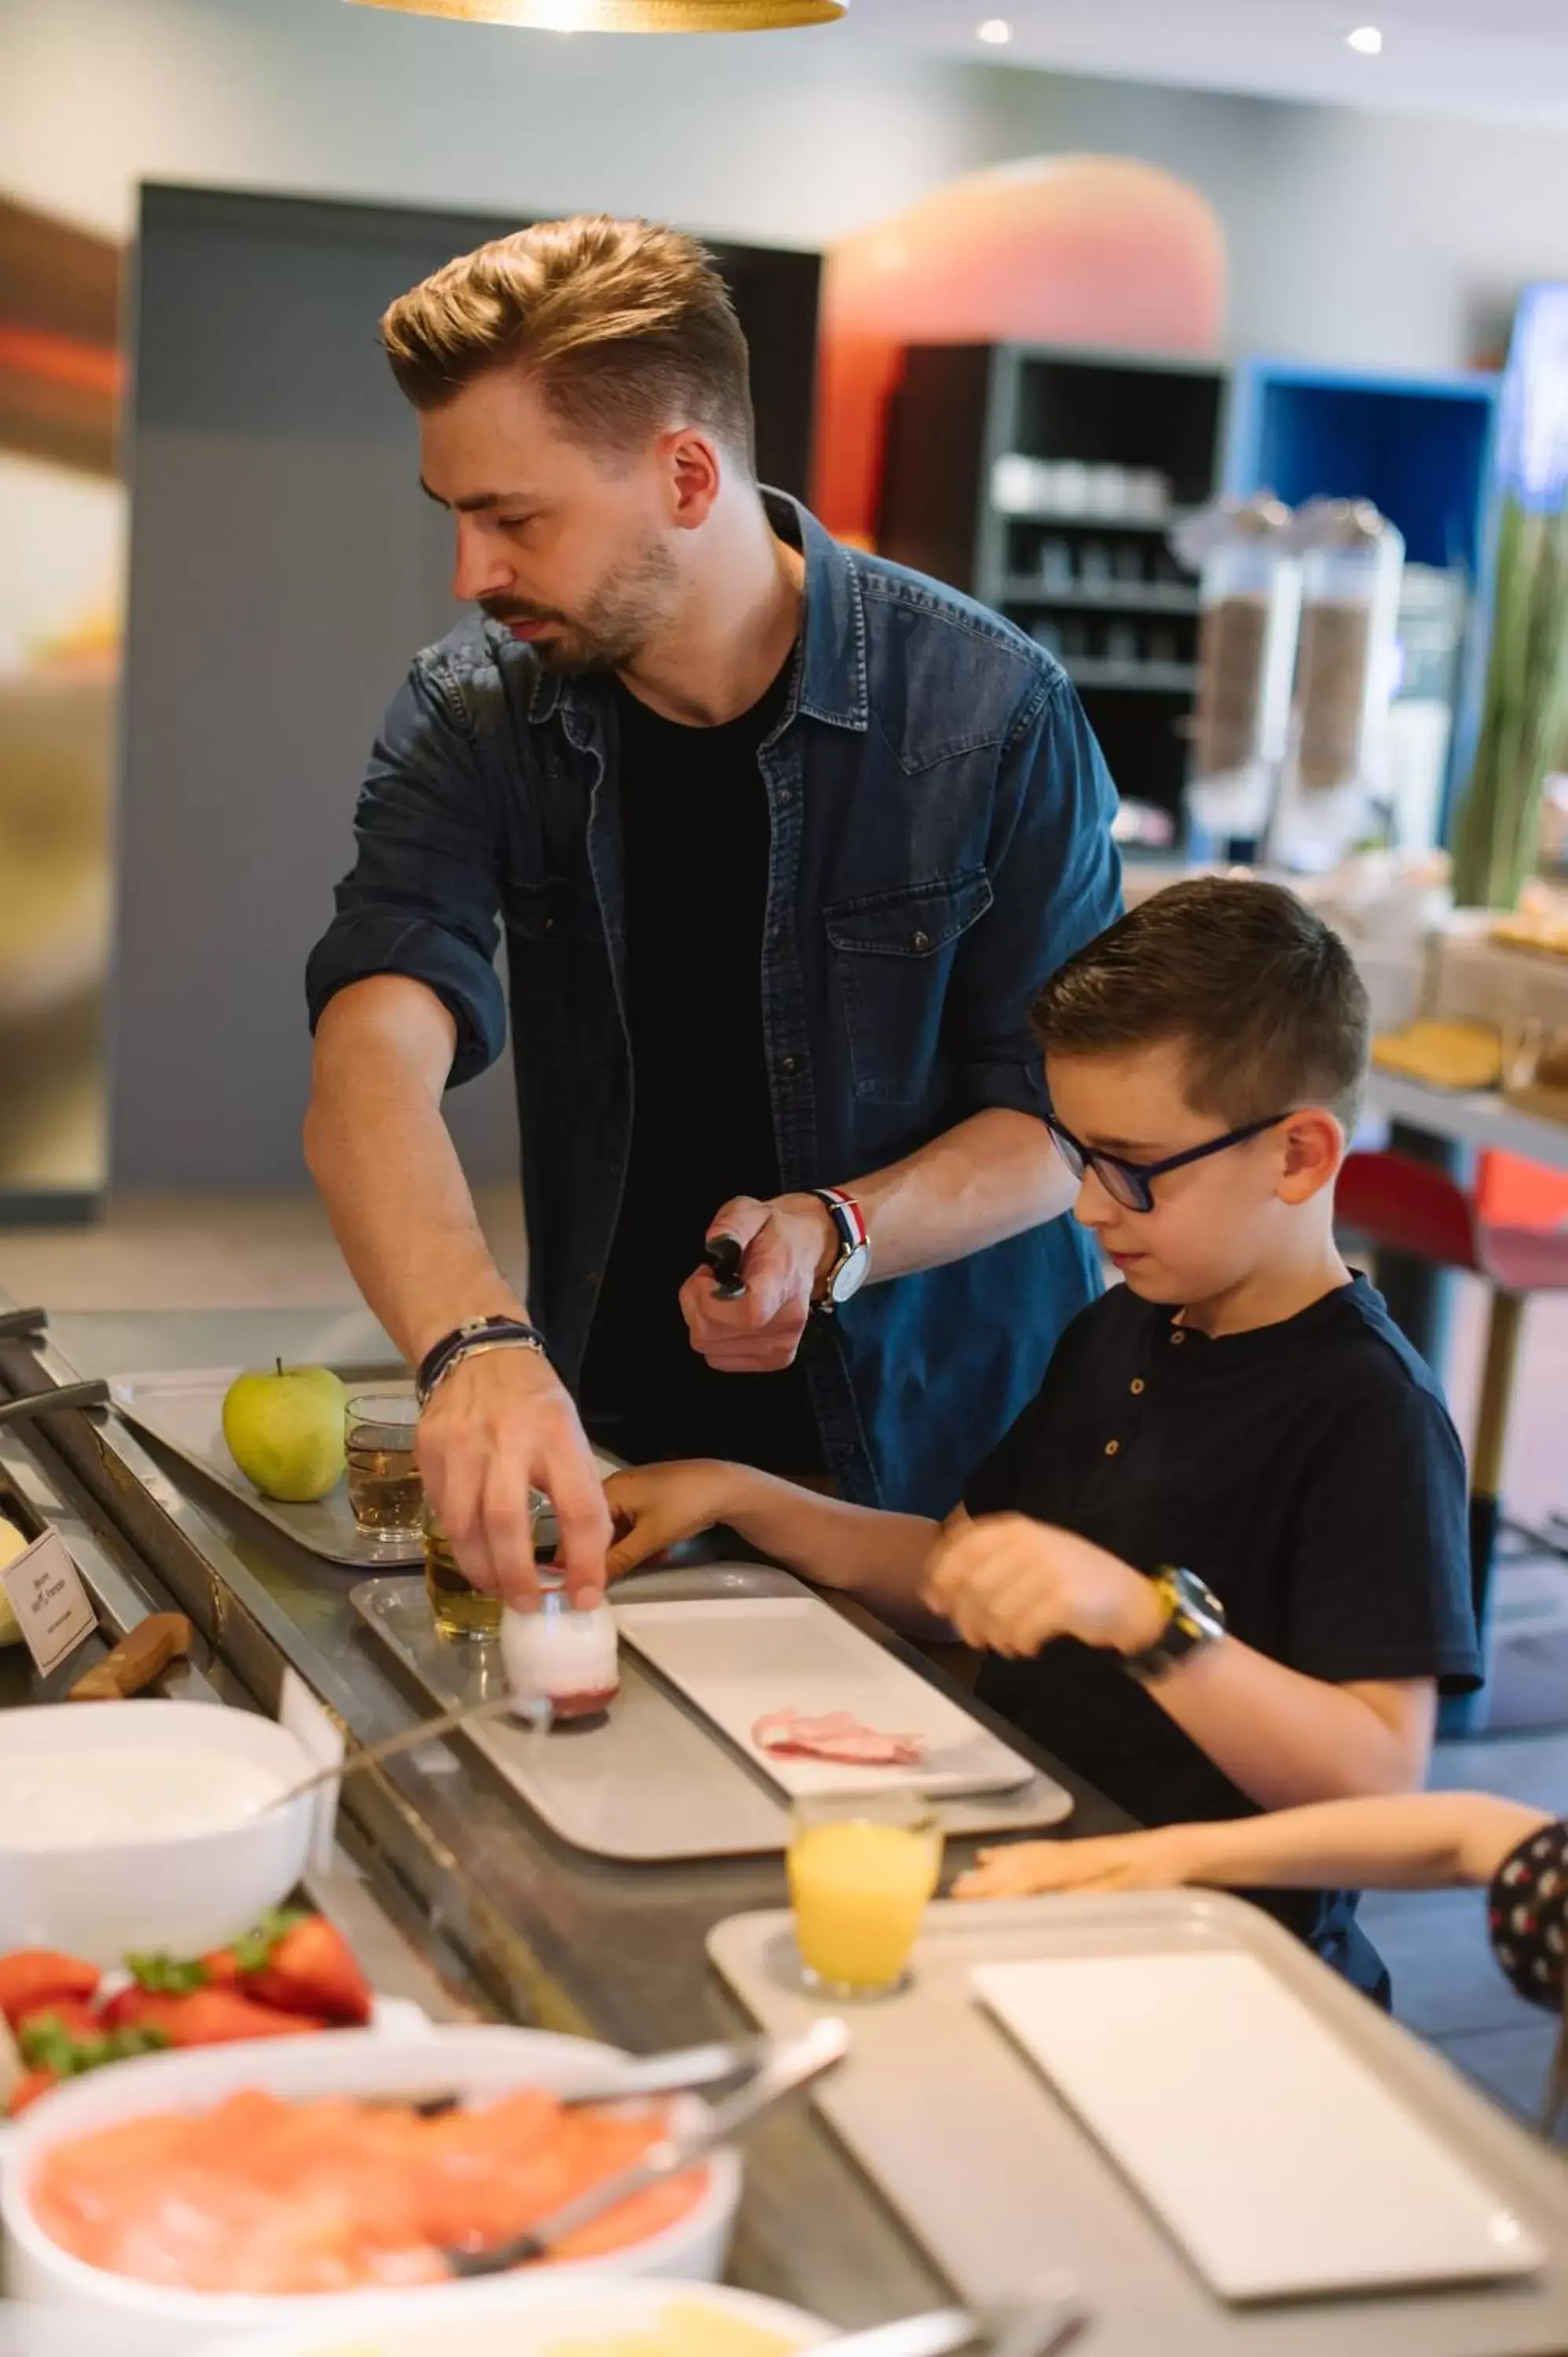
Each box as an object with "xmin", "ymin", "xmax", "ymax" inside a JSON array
[{"xmin": 1487, "ymin": 1819, "xmax": 1568, "ymax": 2011}]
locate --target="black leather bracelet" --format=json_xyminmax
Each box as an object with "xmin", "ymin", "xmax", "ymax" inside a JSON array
[{"xmin": 416, "ymin": 1315, "xmax": 548, "ymax": 1407}]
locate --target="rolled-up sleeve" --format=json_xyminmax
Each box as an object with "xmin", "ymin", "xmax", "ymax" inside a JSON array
[
  {"xmin": 953, "ymin": 664, "xmax": 1123, "ymax": 1118},
  {"xmin": 305, "ymin": 655, "xmax": 507, "ymax": 1087}
]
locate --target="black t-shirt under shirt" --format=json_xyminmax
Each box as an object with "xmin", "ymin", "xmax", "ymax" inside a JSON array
[
  {"xmin": 963, "ymin": 1274, "xmax": 1481, "ymax": 1991},
  {"xmin": 579, "ymin": 653, "xmax": 824, "ymax": 1476}
]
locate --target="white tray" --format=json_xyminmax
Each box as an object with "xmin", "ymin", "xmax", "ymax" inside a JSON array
[
  {"xmin": 615, "ymin": 1594, "xmax": 1035, "ymax": 1800},
  {"xmin": 351, "ymin": 1569, "xmax": 1074, "ymax": 1862},
  {"xmin": 108, "ymin": 1365, "xmax": 614, "ymax": 1571},
  {"xmin": 709, "ymin": 1893, "xmax": 1568, "ymax": 2356},
  {"xmin": 974, "ymin": 1950, "xmax": 1541, "ymax": 2304}
]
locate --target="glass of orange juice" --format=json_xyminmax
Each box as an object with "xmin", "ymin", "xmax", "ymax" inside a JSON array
[{"xmin": 786, "ymin": 1791, "xmax": 943, "ymax": 2000}]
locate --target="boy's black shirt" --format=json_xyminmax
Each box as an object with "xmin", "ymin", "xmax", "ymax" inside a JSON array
[{"xmin": 963, "ymin": 1274, "xmax": 1481, "ymax": 1991}]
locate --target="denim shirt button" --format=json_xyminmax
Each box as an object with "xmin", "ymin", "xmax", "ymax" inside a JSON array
[
  {"xmin": 780, "ymin": 1053, "xmax": 804, "ymax": 1077},
  {"xmin": 910, "ymin": 929, "xmax": 931, "ymax": 952}
]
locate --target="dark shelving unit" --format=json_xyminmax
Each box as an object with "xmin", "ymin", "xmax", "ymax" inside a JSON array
[{"xmin": 878, "ymin": 343, "xmax": 1229, "ymax": 827}]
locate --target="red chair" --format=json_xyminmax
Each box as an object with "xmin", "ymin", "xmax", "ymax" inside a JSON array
[{"xmin": 1335, "ymin": 1150, "xmax": 1568, "ymax": 1679}]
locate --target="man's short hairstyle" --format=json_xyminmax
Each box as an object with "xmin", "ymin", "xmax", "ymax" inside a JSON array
[
  {"xmin": 1031, "ymin": 877, "xmax": 1371, "ymax": 1131},
  {"xmin": 380, "ymin": 214, "xmax": 756, "ymax": 470}
]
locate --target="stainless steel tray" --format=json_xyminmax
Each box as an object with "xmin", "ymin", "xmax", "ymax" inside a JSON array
[
  {"xmin": 709, "ymin": 1893, "xmax": 1568, "ymax": 2356},
  {"xmin": 351, "ymin": 1567, "xmax": 1075, "ymax": 1862},
  {"xmin": 109, "ymin": 1363, "xmax": 614, "ymax": 1571}
]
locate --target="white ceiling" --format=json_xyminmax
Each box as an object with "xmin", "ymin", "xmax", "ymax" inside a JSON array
[{"xmin": 840, "ymin": 0, "xmax": 1568, "ymax": 132}]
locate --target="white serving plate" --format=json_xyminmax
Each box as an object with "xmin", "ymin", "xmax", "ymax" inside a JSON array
[
  {"xmin": 0, "ymin": 1701, "xmax": 313, "ymax": 1964},
  {"xmin": 614, "ymin": 1595, "xmax": 1034, "ymax": 1800},
  {"xmin": 973, "ymin": 1949, "xmax": 1545, "ymax": 2304},
  {"xmin": 3, "ymin": 2025, "xmax": 741, "ymax": 2346},
  {"xmin": 203, "ymin": 2276, "xmax": 833, "ymax": 2356}
]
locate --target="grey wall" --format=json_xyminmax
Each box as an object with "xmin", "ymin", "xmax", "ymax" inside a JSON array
[
  {"xmin": 114, "ymin": 183, "xmax": 817, "ymax": 1191},
  {"xmin": 6, "ymin": 0, "xmax": 1568, "ymax": 376},
  {"xmin": 114, "ymin": 185, "xmax": 523, "ymax": 1189}
]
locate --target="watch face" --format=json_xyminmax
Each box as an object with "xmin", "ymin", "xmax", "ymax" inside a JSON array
[{"xmin": 828, "ymin": 1241, "xmax": 871, "ymax": 1305}]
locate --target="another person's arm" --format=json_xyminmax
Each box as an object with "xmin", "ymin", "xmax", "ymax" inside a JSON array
[
  {"xmin": 954, "ymin": 1793, "xmax": 1553, "ymax": 1901},
  {"xmin": 303, "ymin": 655, "xmax": 610, "ymax": 1601},
  {"xmin": 683, "ymin": 667, "xmax": 1120, "ymax": 1369}
]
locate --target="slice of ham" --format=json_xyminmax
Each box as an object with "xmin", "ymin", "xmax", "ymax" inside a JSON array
[{"xmin": 752, "ymin": 1707, "xmax": 926, "ymax": 1769}]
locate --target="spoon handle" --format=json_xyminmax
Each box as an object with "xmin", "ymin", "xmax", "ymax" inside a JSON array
[{"xmin": 273, "ymin": 1689, "xmax": 548, "ymax": 1812}]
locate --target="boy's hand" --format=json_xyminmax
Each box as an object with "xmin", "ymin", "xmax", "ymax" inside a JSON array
[
  {"xmin": 603, "ymin": 1461, "xmax": 745, "ymax": 1582},
  {"xmin": 954, "ymin": 1824, "xmax": 1211, "ymax": 1901},
  {"xmin": 921, "ymin": 1515, "xmax": 1167, "ymax": 1659}
]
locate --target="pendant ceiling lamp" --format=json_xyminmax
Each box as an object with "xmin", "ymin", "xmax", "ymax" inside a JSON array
[{"xmin": 345, "ymin": 0, "xmax": 846, "ymax": 28}]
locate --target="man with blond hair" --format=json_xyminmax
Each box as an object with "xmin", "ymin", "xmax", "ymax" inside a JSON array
[{"xmin": 304, "ymin": 214, "xmax": 1120, "ymax": 1607}]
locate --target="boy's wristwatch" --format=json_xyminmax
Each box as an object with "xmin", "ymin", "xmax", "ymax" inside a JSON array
[{"xmin": 1123, "ymin": 1566, "xmax": 1226, "ymax": 1684}]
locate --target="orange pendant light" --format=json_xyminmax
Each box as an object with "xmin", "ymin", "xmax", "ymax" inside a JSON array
[{"xmin": 345, "ymin": 0, "xmax": 846, "ymax": 27}]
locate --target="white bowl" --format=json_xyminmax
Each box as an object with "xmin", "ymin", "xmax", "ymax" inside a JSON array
[
  {"xmin": 203, "ymin": 2276, "xmax": 832, "ymax": 2356},
  {"xmin": 0, "ymin": 1701, "xmax": 313, "ymax": 1965},
  {"xmin": 3, "ymin": 2025, "xmax": 742, "ymax": 2346}
]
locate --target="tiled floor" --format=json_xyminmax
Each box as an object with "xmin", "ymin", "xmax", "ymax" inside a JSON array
[{"xmin": 2, "ymin": 1189, "xmax": 1566, "ymax": 2129}]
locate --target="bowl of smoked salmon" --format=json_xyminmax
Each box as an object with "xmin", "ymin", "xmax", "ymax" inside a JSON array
[{"xmin": 2, "ymin": 2025, "xmax": 742, "ymax": 2344}]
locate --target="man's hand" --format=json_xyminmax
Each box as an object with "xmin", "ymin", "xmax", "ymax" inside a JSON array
[
  {"xmin": 678, "ymin": 1193, "xmax": 837, "ymax": 1373},
  {"xmin": 603, "ymin": 1461, "xmax": 746, "ymax": 1581},
  {"xmin": 416, "ymin": 1348, "xmax": 611, "ymax": 1610},
  {"xmin": 954, "ymin": 1824, "xmax": 1211, "ymax": 1901},
  {"xmin": 921, "ymin": 1516, "xmax": 1167, "ymax": 1659}
]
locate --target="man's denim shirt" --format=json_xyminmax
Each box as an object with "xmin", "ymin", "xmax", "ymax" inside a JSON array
[{"xmin": 306, "ymin": 494, "xmax": 1121, "ymax": 1516}]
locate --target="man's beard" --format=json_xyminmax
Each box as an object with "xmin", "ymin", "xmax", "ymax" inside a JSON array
[{"xmin": 482, "ymin": 536, "xmax": 679, "ymax": 675}]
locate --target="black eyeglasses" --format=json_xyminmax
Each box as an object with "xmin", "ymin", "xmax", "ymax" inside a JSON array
[{"xmin": 1045, "ymin": 1110, "xmax": 1291, "ymax": 1214}]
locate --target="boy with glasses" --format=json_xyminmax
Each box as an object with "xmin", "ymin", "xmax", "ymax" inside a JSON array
[{"xmin": 606, "ymin": 878, "xmax": 1480, "ymax": 1996}]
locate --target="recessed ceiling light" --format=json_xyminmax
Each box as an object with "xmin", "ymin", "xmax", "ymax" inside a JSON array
[
  {"xmin": 976, "ymin": 17, "xmax": 1013, "ymax": 44},
  {"xmin": 1346, "ymin": 24, "xmax": 1383, "ymax": 54}
]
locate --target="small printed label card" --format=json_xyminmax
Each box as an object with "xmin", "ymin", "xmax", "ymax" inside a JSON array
[{"xmin": 0, "ymin": 1530, "xmax": 97, "ymax": 1677}]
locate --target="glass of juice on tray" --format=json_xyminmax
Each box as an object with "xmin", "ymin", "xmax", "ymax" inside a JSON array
[
  {"xmin": 787, "ymin": 1790, "xmax": 943, "ymax": 1999},
  {"xmin": 344, "ymin": 1391, "xmax": 423, "ymax": 1536}
]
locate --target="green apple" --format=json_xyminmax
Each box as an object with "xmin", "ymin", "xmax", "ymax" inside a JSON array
[{"xmin": 221, "ymin": 1360, "xmax": 348, "ymax": 1503}]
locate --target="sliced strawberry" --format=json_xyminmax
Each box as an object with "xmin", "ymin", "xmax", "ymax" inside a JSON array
[
  {"xmin": 242, "ymin": 1918, "xmax": 373, "ymax": 2027},
  {"xmin": 0, "ymin": 1951, "xmax": 100, "ymax": 2029}
]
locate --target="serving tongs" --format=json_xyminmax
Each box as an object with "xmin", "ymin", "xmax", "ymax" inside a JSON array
[
  {"xmin": 810, "ymin": 2291, "xmax": 1086, "ymax": 2357},
  {"xmin": 441, "ymin": 2015, "xmax": 850, "ymax": 2278},
  {"xmin": 0, "ymin": 1379, "xmax": 110, "ymax": 1428}
]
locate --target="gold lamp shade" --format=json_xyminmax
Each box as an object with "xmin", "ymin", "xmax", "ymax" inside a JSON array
[{"xmin": 345, "ymin": 0, "xmax": 847, "ymax": 26}]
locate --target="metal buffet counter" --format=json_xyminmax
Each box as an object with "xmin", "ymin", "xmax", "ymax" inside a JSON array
[
  {"xmin": 8, "ymin": 1290, "xmax": 1568, "ymax": 2355},
  {"xmin": 0, "ymin": 1289, "xmax": 1127, "ymax": 2331}
]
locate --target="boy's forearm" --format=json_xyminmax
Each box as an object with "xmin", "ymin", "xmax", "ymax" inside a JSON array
[
  {"xmin": 1171, "ymin": 1793, "xmax": 1552, "ymax": 1893},
  {"xmin": 1147, "ymin": 1637, "xmax": 1434, "ymax": 1812},
  {"xmin": 720, "ymin": 1468, "xmax": 942, "ymax": 1626}
]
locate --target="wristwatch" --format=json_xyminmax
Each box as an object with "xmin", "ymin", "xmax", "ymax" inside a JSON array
[
  {"xmin": 809, "ymin": 1187, "xmax": 872, "ymax": 1312},
  {"xmin": 1123, "ymin": 1565, "xmax": 1226, "ymax": 1685}
]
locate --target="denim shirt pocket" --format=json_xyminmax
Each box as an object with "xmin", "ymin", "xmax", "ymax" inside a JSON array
[{"xmin": 824, "ymin": 867, "xmax": 994, "ymax": 1107}]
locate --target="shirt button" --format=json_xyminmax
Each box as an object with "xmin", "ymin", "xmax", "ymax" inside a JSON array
[
  {"xmin": 780, "ymin": 1054, "xmax": 803, "ymax": 1077},
  {"xmin": 1170, "ymin": 1330, "xmax": 1186, "ymax": 1347},
  {"xmin": 1105, "ymin": 1438, "xmax": 1121, "ymax": 1457},
  {"xmin": 777, "ymin": 787, "xmax": 796, "ymax": 808},
  {"xmin": 1130, "ymin": 1378, "xmax": 1145, "ymax": 1396},
  {"xmin": 910, "ymin": 929, "xmax": 931, "ymax": 952}
]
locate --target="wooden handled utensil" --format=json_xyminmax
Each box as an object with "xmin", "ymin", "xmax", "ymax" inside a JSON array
[{"xmin": 68, "ymin": 1615, "xmax": 194, "ymax": 1701}]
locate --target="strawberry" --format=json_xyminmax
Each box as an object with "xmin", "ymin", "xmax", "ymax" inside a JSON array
[
  {"xmin": 0, "ymin": 1951, "xmax": 100, "ymax": 2029},
  {"xmin": 14, "ymin": 2000, "xmax": 102, "ymax": 2047},
  {"xmin": 108, "ymin": 1985, "xmax": 328, "ymax": 2048},
  {"xmin": 7, "ymin": 2068, "xmax": 58, "ymax": 2117},
  {"xmin": 238, "ymin": 1912, "xmax": 373, "ymax": 2027}
]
